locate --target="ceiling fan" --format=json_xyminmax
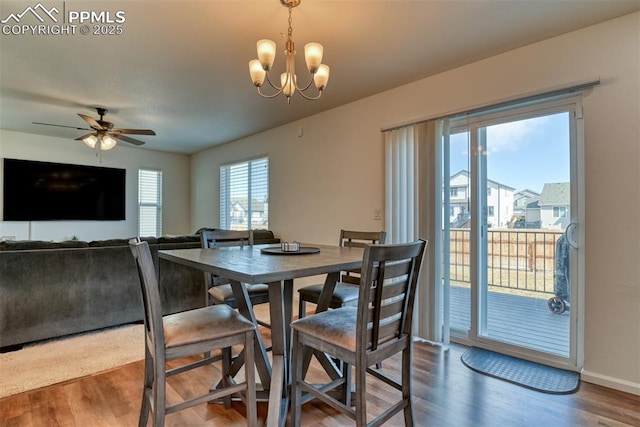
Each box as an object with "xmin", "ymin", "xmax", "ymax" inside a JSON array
[{"xmin": 33, "ymin": 107, "xmax": 156, "ymax": 151}]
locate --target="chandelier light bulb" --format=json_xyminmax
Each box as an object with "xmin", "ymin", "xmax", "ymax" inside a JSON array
[
  {"xmin": 304, "ymin": 43, "xmax": 323, "ymax": 73},
  {"xmin": 314, "ymin": 64, "xmax": 330, "ymax": 90},
  {"xmin": 249, "ymin": 59, "xmax": 267, "ymax": 86},
  {"xmin": 281, "ymin": 72, "xmax": 296, "ymax": 97},
  {"xmin": 257, "ymin": 39, "xmax": 277, "ymax": 70}
]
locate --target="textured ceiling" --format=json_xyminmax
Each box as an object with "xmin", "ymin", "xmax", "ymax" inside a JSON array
[{"xmin": 1, "ymin": 0, "xmax": 638, "ymax": 154}]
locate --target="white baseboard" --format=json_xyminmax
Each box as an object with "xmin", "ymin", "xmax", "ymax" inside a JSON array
[{"xmin": 581, "ymin": 370, "xmax": 640, "ymax": 396}]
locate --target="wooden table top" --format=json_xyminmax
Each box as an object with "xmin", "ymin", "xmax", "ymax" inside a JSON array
[{"xmin": 158, "ymin": 243, "xmax": 364, "ymax": 284}]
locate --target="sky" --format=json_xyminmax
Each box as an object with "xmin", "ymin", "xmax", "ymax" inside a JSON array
[{"xmin": 449, "ymin": 111, "xmax": 571, "ymax": 194}]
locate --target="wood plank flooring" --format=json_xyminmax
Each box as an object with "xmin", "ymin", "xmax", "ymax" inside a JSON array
[{"xmin": 1, "ymin": 340, "xmax": 639, "ymax": 427}]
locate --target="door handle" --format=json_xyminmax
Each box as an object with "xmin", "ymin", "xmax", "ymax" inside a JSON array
[{"xmin": 565, "ymin": 222, "xmax": 579, "ymax": 249}]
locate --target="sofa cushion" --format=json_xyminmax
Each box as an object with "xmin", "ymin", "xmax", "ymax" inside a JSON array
[
  {"xmin": 89, "ymin": 238, "xmax": 131, "ymax": 247},
  {"xmin": 0, "ymin": 240, "xmax": 89, "ymax": 251},
  {"xmin": 158, "ymin": 235, "xmax": 200, "ymax": 244}
]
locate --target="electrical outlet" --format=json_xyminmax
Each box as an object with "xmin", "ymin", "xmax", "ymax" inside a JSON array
[{"xmin": 373, "ymin": 208, "xmax": 382, "ymax": 220}]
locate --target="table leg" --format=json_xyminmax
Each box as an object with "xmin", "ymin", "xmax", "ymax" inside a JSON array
[
  {"xmin": 229, "ymin": 280, "xmax": 272, "ymax": 388},
  {"xmin": 266, "ymin": 280, "xmax": 293, "ymax": 427}
]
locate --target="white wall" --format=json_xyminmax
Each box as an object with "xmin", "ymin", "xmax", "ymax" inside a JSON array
[
  {"xmin": 0, "ymin": 129, "xmax": 192, "ymax": 241},
  {"xmin": 192, "ymin": 13, "xmax": 640, "ymax": 394}
]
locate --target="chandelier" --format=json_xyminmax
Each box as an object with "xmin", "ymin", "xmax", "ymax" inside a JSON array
[{"xmin": 249, "ymin": 0, "xmax": 329, "ymax": 103}]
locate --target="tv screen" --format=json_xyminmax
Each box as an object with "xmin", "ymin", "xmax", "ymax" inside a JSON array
[{"xmin": 3, "ymin": 158, "xmax": 126, "ymax": 221}]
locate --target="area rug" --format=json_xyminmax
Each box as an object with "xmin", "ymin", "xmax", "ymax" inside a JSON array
[
  {"xmin": 0, "ymin": 323, "xmax": 144, "ymax": 399},
  {"xmin": 461, "ymin": 347, "xmax": 580, "ymax": 394}
]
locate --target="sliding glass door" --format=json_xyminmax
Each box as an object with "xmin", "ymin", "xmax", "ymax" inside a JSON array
[{"xmin": 446, "ymin": 97, "xmax": 583, "ymax": 369}]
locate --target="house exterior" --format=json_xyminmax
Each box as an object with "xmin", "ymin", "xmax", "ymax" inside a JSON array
[
  {"xmin": 229, "ymin": 198, "xmax": 269, "ymax": 229},
  {"xmin": 538, "ymin": 182, "xmax": 570, "ymax": 230},
  {"xmin": 513, "ymin": 189, "xmax": 541, "ymax": 216},
  {"xmin": 449, "ymin": 170, "xmax": 515, "ymax": 228}
]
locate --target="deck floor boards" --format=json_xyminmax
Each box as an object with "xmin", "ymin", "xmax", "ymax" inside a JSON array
[{"xmin": 450, "ymin": 286, "xmax": 570, "ymax": 356}]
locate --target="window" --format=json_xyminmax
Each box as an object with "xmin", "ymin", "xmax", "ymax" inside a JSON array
[
  {"xmin": 138, "ymin": 169, "xmax": 162, "ymax": 237},
  {"xmin": 450, "ymin": 188, "xmax": 458, "ymax": 197},
  {"xmin": 220, "ymin": 157, "xmax": 269, "ymax": 230},
  {"xmin": 488, "ymin": 206, "xmax": 495, "ymax": 216},
  {"xmin": 553, "ymin": 206, "xmax": 567, "ymax": 218}
]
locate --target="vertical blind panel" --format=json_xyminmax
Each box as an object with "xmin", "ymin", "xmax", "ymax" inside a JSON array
[
  {"xmin": 138, "ymin": 169, "xmax": 162, "ymax": 237},
  {"xmin": 385, "ymin": 127, "xmax": 420, "ymax": 244},
  {"xmin": 220, "ymin": 157, "xmax": 268, "ymax": 230}
]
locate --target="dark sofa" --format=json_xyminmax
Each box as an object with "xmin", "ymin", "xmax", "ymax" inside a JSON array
[{"xmin": 0, "ymin": 229, "xmax": 279, "ymax": 349}]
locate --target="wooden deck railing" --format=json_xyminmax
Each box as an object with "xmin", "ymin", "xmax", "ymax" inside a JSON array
[{"xmin": 449, "ymin": 228, "xmax": 563, "ymax": 296}]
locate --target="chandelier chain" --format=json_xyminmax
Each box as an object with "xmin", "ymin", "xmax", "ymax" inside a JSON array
[{"xmin": 288, "ymin": 5, "xmax": 293, "ymax": 39}]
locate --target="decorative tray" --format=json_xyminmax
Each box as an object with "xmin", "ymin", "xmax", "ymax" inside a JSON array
[{"xmin": 260, "ymin": 246, "xmax": 320, "ymax": 255}]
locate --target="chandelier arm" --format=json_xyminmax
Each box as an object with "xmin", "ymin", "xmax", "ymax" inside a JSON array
[
  {"xmin": 294, "ymin": 76, "xmax": 315, "ymax": 92},
  {"xmin": 295, "ymin": 88, "xmax": 323, "ymax": 101},
  {"xmin": 265, "ymin": 72, "xmax": 283, "ymax": 91},
  {"xmin": 257, "ymin": 85, "xmax": 285, "ymax": 99}
]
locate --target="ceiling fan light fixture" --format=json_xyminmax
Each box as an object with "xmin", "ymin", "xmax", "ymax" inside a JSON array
[
  {"xmin": 82, "ymin": 134, "xmax": 98, "ymax": 148},
  {"xmin": 100, "ymin": 135, "xmax": 117, "ymax": 151}
]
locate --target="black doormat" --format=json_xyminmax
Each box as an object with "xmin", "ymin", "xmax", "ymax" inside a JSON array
[{"xmin": 461, "ymin": 347, "xmax": 580, "ymax": 394}]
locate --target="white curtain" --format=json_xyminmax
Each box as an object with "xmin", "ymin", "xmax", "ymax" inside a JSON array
[{"xmin": 383, "ymin": 120, "xmax": 446, "ymax": 343}]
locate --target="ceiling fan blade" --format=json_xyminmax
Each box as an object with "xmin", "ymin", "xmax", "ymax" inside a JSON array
[
  {"xmin": 33, "ymin": 121, "xmax": 91, "ymax": 131},
  {"xmin": 112, "ymin": 133, "xmax": 146, "ymax": 146},
  {"xmin": 75, "ymin": 133, "xmax": 95, "ymax": 141},
  {"xmin": 78, "ymin": 113, "xmax": 104, "ymax": 130},
  {"xmin": 111, "ymin": 128, "xmax": 156, "ymax": 136}
]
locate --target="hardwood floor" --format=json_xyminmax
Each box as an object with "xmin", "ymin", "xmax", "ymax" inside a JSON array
[{"xmin": 1, "ymin": 340, "xmax": 639, "ymax": 427}]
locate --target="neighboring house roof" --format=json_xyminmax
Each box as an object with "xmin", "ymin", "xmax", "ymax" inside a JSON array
[
  {"xmin": 232, "ymin": 198, "xmax": 267, "ymax": 213},
  {"xmin": 514, "ymin": 189, "xmax": 541, "ymax": 198},
  {"xmin": 450, "ymin": 170, "xmax": 516, "ymax": 191},
  {"xmin": 539, "ymin": 182, "xmax": 570, "ymax": 206},
  {"xmin": 526, "ymin": 199, "xmax": 540, "ymax": 208}
]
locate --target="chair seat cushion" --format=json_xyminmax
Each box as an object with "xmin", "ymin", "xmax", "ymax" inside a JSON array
[
  {"xmin": 163, "ymin": 304, "xmax": 255, "ymax": 349},
  {"xmin": 209, "ymin": 283, "xmax": 270, "ymax": 306},
  {"xmin": 297, "ymin": 283, "xmax": 359, "ymax": 307},
  {"xmin": 291, "ymin": 306, "xmax": 357, "ymax": 352}
]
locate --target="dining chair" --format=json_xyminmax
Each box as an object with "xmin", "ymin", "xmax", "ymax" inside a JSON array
[
  {"xmin": 201, "ymin": 229, "xmax": 271, "ymax": 328},
  {"xmin": 290, "ymin": 239, "xmax": 427, "ymax": 427},
  {"xmin": 297, "ymin": 229, "xmax": 386, "ymax": 318},
  {"xmin": 129, "ymin": 238, "xmax": 258, "ymax": 427}
]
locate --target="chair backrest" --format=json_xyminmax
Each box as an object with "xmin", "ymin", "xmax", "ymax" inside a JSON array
[
  {"xmin": 340, "ymin": 229, "xmax": 386, "ymax": 248},
  {"xmin": 129, "ymin": 238, "xmax": 165, "ymax": 361},
  {"xmin": 356, "ymin": 239, "xmax": 427, "ymax": 356},
  {"xmin": 201, "ymin": 230, "xmax": 254, "ymax": 287},
  {"xmin": 201, "ymin": 229, "xmax": 254, "ymax": 248},
  {"xmin": 340, "ymin": 230, "xmax": 386, "ymax": 284}
]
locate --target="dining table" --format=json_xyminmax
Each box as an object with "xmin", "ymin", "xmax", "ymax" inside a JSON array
[{"xmin": 158, "ymin": 242, "xmax": 365, "ymax": 427}]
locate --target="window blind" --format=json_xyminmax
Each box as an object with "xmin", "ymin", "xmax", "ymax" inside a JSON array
[
  {"xmin": 220, "ymin": 157, "xmax": 269, "ymax": 230},
  {"xmin": 138, "ymin": 169, "xmax": 163, "ymax": 237}
]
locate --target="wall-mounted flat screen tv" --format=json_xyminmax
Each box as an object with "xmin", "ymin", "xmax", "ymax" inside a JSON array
[{"xmin": 3, "ymin": 158, "xmax": 126, "ymax": 221}]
